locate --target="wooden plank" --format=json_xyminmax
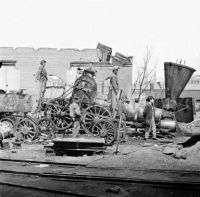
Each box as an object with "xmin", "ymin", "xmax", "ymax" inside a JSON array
[{"xmin": 52, "ymin": 137, "xmax": 105, "ymax": 144}]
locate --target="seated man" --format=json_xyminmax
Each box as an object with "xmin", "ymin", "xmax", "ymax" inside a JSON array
[{"xmin": 69, "ymin": 96, "xmax": 81, "ymax": 138}]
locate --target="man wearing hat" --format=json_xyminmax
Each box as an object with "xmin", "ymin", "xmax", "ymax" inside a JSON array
[
  {"xmin": 83, "ymin": 68, "xmax": 97, "ymax": 100},
  {"xmin": 69, "ymin": 96, "xmax": 81, "ymax": 138},
  {"xmin": 36, "ymin": 60, "xmax": 48, "ymax": 108},
  {"xmin": 110, "ymin": 66, "xmax": 119, "ymax": 112},
  {"xmin": 143, "ymin": 96, "xmax": 157, "ymax": 140}
]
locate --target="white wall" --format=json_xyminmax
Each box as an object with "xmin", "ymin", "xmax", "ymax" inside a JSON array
[{"xmin": 0, "ymin": 66, "xmax": 20, "ymax": 92}]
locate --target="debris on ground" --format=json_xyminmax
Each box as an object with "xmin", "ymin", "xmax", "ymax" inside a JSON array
[
  {"xmin": 143, "ymin": 142, "xmax": 154, "ymax": 147},
  {"xmin": 0, "ymin": 122, "xmax": 13, "ymax": 148},
  {"xmin": 173, "ymin": 142, "xmax": 200, "ymax": 160},
  {"xmin": 1, "ymin": 140, "xmax": 12, "ymax": 150},
  {"xmin": 163, "ymin": 146, "xmax": 179, "ymax": 155},
  {"xmin": 106, "ymin": 186, "xmax": 121, "ymax": 194},
  {"xmin": 34, "ymin": 164, "xmax": 50, "ymax": 168},
  {"xmin": 178, "ymin": 113, "xmax": 200, "ymax": 135},
  {"xmin": 181, "ymin": 130, "xmax": 200, "ymax": 147},
  {"xmin": 12, "ymin": 141, "xmax": 22, "ymax": 149},
  {"xmin": 162, "ymin": 140, "xmax": 200, "ymax": 160},
  {"xmin": 173, "ymin": 136, "xmax": 190, "ymax": 144},
  {"xmin": 158, "ymin": 139, "xmax": 174, "ymax": 143}
]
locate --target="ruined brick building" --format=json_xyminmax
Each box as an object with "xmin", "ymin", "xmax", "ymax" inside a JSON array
[{"xmin": 0, "ymin": 45, "xmax": 132, "ymax": 109}]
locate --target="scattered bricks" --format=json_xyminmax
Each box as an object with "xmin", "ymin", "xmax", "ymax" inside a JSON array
[
  {"xmin": 143, "ymin": 142, "xmax": 154, "ymax": 147},
  {"xmin": 45, "ymin": 148, "xmax": 56, "ymax": 156},
  {"xmin": 21, "ymin": 163, "xmax": 28, "ymax": 166},
  {"xmin": 12, "ymin": 141, "xmax": 22, "ymax": 149},
  {"xmin": 2, "ymin": 141, "xmax": 12, "ymax": 150},
  {"xmin": 163, "ymin": 146, "xmax": 178, "ymax": 155},
  {"xmin": 158, "ymin": 139, "xmax": 173, "ymax": 144},
  {"xmin": 106, "ymin": 186, "xmax": 121, "ymax": 194}
]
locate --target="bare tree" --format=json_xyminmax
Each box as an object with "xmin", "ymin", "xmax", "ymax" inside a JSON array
[{"xmin": 132, "ymin": 46, "xmax": 156, "ymax": 102}]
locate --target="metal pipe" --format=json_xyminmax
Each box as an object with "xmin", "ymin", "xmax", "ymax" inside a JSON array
[{"xmin": 159, "ymin": 119, "xmax": 176, "ymax": 130}]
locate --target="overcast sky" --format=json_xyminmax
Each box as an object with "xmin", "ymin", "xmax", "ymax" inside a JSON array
[{"xmin": 0, "ymin": 0, "xmax": 200, "ymax": 81}]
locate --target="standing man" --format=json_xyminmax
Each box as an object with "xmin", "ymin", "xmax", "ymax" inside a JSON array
[
  {"xmin": 69, "ymin": 96, "xmax": 81, "ymax": 138},
  {"xmin": 36, "ymin": 60, "xmax": 48, "ymax": 108},
  {"xmin": 143, "ymin": 96, "xmax": 157, "ymax": 140},
  {"xmin": 81, "ymin": 68, "xmax": 97, "ymax": 102},
  {"xmin": 110, "ymin": 66, "xmax": 119, "ymax": 112}
]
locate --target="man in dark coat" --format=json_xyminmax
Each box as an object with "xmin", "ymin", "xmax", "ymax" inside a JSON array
[{"xmin": 143, "ymin": 96, "xmax": 157, "ymax": 140}]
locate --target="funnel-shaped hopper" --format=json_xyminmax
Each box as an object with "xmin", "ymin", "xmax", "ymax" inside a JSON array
[{"xmin": 164, "ymin": 62, "xmax": 196, "ymax": 99}]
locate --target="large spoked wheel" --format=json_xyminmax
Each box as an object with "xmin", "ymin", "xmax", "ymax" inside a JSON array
[
  {"xmin": 113, "ymin": 120, "xmax": 127, "ymax": 136},
  {"xmin": 38, "ymin": 117, "xmax": 57, "ymax": 139},
  {"xmin": 16, "ymin": 118, "xmax": 38, "ymax": 141},
  {"xmin": 50, "ymin": 98, "xmax": 69, "ymax": 106},
  {"xmin": 44, "ymin": 104, "xmax": 72, "ymax": 131},
  {"xmin": 44, "ymin": 104, "xmax": 58, "ymax": 116},
  {"xmin": 82, "ymin": 105, "xmax": 111, "ymax": 132},
  {"xmin": 91, "ymin": 119, "xmax": 117, "ymax": 145},
  {"xmin": 0, "ymin": 117, "xmax": 16, "ymax": 136}
]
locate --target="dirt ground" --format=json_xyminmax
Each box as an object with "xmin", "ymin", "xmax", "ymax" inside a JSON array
[
  {"xmin": 0, "ymin": 138, "xmax": 200, "ymax": 172},
  {"xmin": 1, "ymin": 112, "xmax": 200, "ymax": 173},
  {"xmin": 1, "ymin": 115, "xmax": 200, "ymax": 197}
]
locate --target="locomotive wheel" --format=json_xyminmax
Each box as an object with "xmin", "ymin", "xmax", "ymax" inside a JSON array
[
  {"xmin": 0, "ymin": 117, "xmax": 16, "ymax": 136},
  {"xmin": 44, "ymin": 104, "xmax": 72, "ymax": 131},
  {"xmin": 91, "ymin": 119, "xmax": 117, "ymax": 145},
  {"xmin": 16, "ymin": 118, "xmax": 38, "ymax": 141},
  {"xmin": 113, "ymin": 120, "xmax": 127, "ymax": 134},
  {"xmin": 82, "ymin": 105, "xmax": 111, "ymax": 132},
  {"xmin": 50, "ymin": 98, "xmax": 69, "ymax": 106},
  {"xmin": 38, "ymin": 117, "xmax": 57, "ymax": 139},
  {"xmin": 44, "ymin": 104, "xmax": 58, "ymax": 117}
]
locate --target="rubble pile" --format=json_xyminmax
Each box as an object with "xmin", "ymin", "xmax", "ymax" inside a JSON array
[
  {"xmin": 173, "ymin": 142, "xmax": 200, "ymax": 160},
  {"xmin": 163, "ymin": 142, "xmax": 200, "ymax": 161},
  {"xmin": 177, "ymin": 112, "xmax": 200, "ymax": 135}
]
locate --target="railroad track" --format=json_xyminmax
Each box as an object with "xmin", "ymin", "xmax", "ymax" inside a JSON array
[
  {"xmin": 1, "ymin": 168, "xmax": 200, "ymax": 197},
  {"xmin": 1, "ymin": 158, "xmax": 200, "ymax": 196},
  {"xmin": 0, "ymin": 157, "xmax": 86, "ymax": 167},
  {"xmin": 1, "ymin": 157, "xmax": 200, "ymax": 175}
]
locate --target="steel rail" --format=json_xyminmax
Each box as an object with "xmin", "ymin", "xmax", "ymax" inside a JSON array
[
  {"xmin": 1, "ymin": 169, "xmax": 200, "ymax": 189},
  {"xmin": 1, "ymin": 169, "xmax": 200, "ymax": 197},
  {"xmin": 0, "ymin": 158, "xmax": 86, "ymax": 167},
  {"xmin": 0, "ymin": 158, "xmax": 200, "ymax": 175},
  {"xmin": 0, "ymin": 181, "xmax": 101, "ymax": 197}
]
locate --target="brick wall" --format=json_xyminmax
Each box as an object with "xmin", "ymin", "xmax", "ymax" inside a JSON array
[{"xmin": 0, "ymin": 47, "xmax": 132, "ymax": 109}]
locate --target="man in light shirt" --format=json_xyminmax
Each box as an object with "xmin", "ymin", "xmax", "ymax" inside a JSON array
[
  {"xmin": 36, "ymin": 60, "xmax": 48, "ymax": 108},
  {"xmin": 110, "ymin": 66, "xmax": 119, "ymax": 112}
]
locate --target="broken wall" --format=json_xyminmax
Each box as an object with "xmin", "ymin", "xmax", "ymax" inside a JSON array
[{"xmin": 0, "ymin": 47, "xmax": 98, "ymax": 109}]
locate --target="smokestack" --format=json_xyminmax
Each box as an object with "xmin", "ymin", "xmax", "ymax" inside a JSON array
[{"xmin": 164, "ymin": 62, "xmax": 196, "ymax": 99}]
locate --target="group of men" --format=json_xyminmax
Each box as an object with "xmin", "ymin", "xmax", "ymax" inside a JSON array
[{"xmin": 36, "ymin": 60, "xmax": 157, "ymax": 139}]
